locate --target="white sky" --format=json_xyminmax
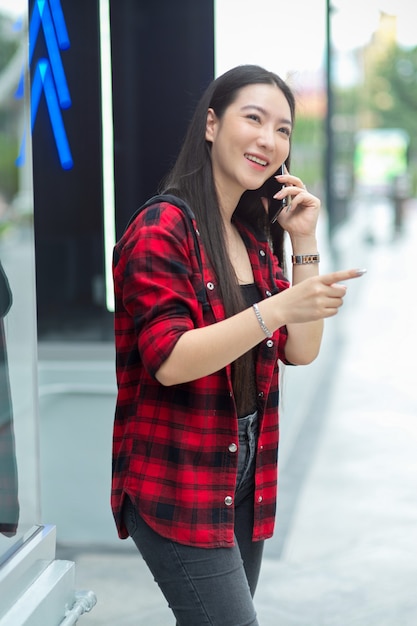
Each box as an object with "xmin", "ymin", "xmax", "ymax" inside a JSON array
[
  {"xmin": 0, "ymin": 0, "xmax": 25, "ymax": 19},
  {"xmin": 1, "ymin": 0, "xmax": 414, "ymax": 75},
  {"xmin": 215, "ymin": 0, "xmax": 327, "ymax": 77},
  {"xmin": 215, "ymin": 0, "xmax": 416, "ymax": 78}
]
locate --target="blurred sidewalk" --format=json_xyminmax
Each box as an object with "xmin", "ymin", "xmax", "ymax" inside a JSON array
[{"xmin": 66, "ymin": 199, "xmax": 417, "ymax": 625}]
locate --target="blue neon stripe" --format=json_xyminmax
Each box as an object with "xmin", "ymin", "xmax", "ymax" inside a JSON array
[
  {"xmin": 37, "ymin": 0, "xmax": 71, "ymax": 109},
  {"xmin": 28, "ymin": 1, "xmax": 41, "ymax": 64},
  {"xmin": 15, "ymin": 68, "xmax": 25, "ymax": 100},
  {"xmin": 48, "ymin": 0, "xmax": 70, "ymax": 49},
  {"xmin": 16, "ymin": 129, "xmax": 26, "ymax": 167},
  {"xmin": 39, "ymin": 61, "xmax": 73, "ymax": 169},
  {"xmin": 23, "ymin": 0, "xmax": 73, "ymax": 171},
  {"xmin": 31, "ymin": 61, "xmax": 44, "ymax": 128},
  {"xmin": 32, "ymin": 60, "xmax": 74, "ymax": 170},
  {"xmin": 13, "ymin": 16, "xmax": 24, "ymax": 32}
]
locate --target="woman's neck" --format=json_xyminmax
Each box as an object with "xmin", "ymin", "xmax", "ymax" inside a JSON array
[{"xmin": 214, "ymin": 179, "xmax": 243, "ymax": 225}]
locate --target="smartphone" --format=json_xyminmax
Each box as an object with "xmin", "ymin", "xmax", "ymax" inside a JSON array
[{"xmin": 258, "ymin": 164, "xmax": 287, "ymax": 223}]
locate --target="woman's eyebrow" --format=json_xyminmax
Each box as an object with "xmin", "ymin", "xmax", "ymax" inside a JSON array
[{"xmin": 240, "ymin": 104, "xmax": 292, "ymax": 127}]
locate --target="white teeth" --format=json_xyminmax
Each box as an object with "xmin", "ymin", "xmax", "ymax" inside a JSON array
[{"xmin": 245, "ymin": 154, "xmax": 267, "ymax": 166}]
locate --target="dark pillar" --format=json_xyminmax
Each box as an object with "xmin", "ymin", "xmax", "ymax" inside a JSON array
[
  {"xmin": 30, "ymin": 0, "xmax": 105, "ymax": 339},
  {"xmin": 30, "ymin": 0, "xmax": 214, "ymax": 340},
  {"xmin": 110, "ymin": 0, "xmax": 215, "ymax": 236}
]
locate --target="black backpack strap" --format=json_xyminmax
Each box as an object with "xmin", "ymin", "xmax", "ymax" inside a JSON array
[
  {"xmin": 126, "ymin": 194, "xmax": 209, "ymax": 311},
  {"xmin": 126, "ymin": 194, "xmax": 195, "ymax": 228}
]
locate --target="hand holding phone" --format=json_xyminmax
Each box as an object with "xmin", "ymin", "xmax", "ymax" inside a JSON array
[{"xmin": 257, "ymin": 164, "xmax": 287, "ymax": 223}]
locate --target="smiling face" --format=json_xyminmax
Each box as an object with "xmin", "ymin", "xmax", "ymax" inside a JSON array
[{"xmin": 205, "ymin": 83, "xmax": 293, "ymax": 212}]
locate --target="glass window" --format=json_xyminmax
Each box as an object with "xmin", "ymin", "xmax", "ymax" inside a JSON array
[{"xmin": 0, "ymin": 0, "xmax": 40, "ymax": 563}]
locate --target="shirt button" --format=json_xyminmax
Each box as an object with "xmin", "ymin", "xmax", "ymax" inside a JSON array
[
  {"xmin": 257, "ymin": 495, "xmax": 263, "ymax": 503},
  {"xmin": 259, "ymin": 444, "xmax": 264, "ymax": 451},
  {"xmin": 228, "ymin": 443, "xmax": 238, "ymax": 453},
  {"xmin": 259, "ymin": 249, "xmax": 266, "ymax": 257},
  {"xmin": 265, "ymin": 290, "xmax": 272, "ymax": 297},
  {"xmin": 258, "ymin": 391, "xmax": 264, "ymax": 398},
  {"xmin": 266, "ymin": 339, "xmax": 274, "ymax": 348},
  {"xmin": 224, "ymin": 496, "xmax": 233, "ymax": 506},
  {"xmin": 207, "ymin": 282, "xmax": 215, "ymax": 290}
]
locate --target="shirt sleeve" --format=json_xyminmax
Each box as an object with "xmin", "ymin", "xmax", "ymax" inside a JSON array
[{"xmin": 115, "ymin": 203, "xmax": 203, "ymax": 378}]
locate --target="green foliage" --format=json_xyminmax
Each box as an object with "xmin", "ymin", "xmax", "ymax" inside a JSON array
[
  {"xmin": 291, "ymin": 115, "xmax": 325, "ymax": 190},
  {"xmin": 0, "ymin": 132, "xmax": 18, "ymax": 201},
  {"xmin": 0, "ymin": 12, "xmax": 19, "ymax": 73},
  {"xmin": 0, "ymin": 13, "xmax": 22, "ymax": 202},
  {"xmin": 365, "ymin": 44, "xmax": 417, "ymax": 158}
]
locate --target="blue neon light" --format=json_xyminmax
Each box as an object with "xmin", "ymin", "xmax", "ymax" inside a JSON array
[
  {"xmin": 49, "ymin": 0, "xmax": 70, "ymax": 49},
  {"xmin": 12, "ymin": 16, "xmax": 24, "ymax": 33},
  {"xmin": 15, "ymin": 129, "xmax": 26, "ymax": 168},
  {"xmin": 15, "ymin": 70, "xmax": 24, "ymax": 100},
  {"xmin": 32, "ymin": 60, "xmax": 73, "ymax": 169},
  {"xmin": 29, "ymin": 0, "xmax": 71, "ymax": 108},
  {"xmin": 17, "ymin": 0, "xmax": 72, "ymax": 170}
]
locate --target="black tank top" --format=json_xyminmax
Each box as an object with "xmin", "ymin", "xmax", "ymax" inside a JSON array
[{"xmin": 237, "ymin": 283, "xmax": 261, "ymax": 417}]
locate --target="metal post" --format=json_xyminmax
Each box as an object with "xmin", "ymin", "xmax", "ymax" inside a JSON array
[{"xmin": 325, "ymin": 0, "xmax": 336, "ymax": 245}]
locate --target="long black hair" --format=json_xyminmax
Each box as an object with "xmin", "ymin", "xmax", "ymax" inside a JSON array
[{"xmin": 161, "ymin": 65, "xmax": 296, "ymax": 413}]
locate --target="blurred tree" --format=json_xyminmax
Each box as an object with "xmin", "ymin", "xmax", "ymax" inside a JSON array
[
  {"xmin": 0, "ymin": 12, "xmax": 20, "ymax": 203},
  {"xmin": 0, "ymin": 12, "xmax": 19, "ymax": 72},
  {"xmin": 291, "ymin": 115, "xmax": 325, "ymax": 193},
  {"xmin": 365, "ymin": 43, "xmax": 417, "ymax": 173}
]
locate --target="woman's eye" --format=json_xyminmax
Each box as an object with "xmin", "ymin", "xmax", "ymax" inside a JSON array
[
  {"xmin": 278, "ymin": 127, "xmax": 291, "ymax": 137},
  {"xmin": 247, "ymin": 113, "xmax": 261, "ymax": 122}
]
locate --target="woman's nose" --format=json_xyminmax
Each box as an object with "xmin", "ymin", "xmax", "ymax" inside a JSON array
[{"xmin": 257, "ymin": 125, "xmax": 275, "ymax": 150}]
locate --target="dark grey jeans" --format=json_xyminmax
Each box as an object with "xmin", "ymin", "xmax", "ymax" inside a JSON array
[{"xmin": 123, "ymin": 411, "xmax": 263, "ymax": 626}]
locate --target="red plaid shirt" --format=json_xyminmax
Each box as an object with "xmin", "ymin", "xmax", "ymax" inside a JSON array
[{"xmin": 112, "ymin": 195, "xmax": 290, "ymax": 548}]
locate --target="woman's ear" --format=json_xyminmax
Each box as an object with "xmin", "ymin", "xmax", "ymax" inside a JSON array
[{"xmin": 205, "ymin": 108, "xmax": 217, "ymax": 142}]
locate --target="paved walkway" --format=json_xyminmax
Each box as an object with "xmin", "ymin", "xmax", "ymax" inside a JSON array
[{"xmin": 69, "ymin": 200, "xmax": 417, "ymax": 625}]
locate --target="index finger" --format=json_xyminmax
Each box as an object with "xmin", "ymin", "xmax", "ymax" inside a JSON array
[{"xmin": 321, "ymin": 268, "xmax": 367, "ymax": 285}]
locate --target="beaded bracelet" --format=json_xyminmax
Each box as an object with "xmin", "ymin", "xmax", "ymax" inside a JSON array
[{"xmin": 252, "ymin": 303, "xmax": 273, "ymax": 339}]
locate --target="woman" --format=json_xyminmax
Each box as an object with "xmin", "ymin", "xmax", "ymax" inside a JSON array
[{"xmin": 112, "ymin": 65, "xmax": 363, "ymax": 625}]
